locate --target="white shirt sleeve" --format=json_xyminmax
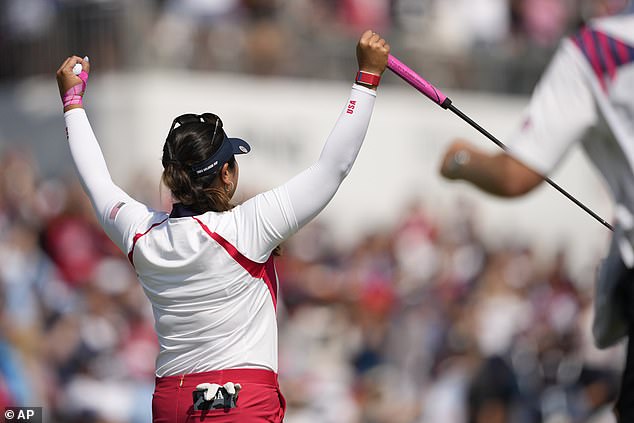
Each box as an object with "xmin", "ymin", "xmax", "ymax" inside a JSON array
[
  {"xmin": 235, "ymin": 84, "xmax": 376, "ymax": 260},
  {"xmin": 64, "ymin": 108, "xmax": 153, "ymax": 253},
  {"xmin": 505, "ymin": 39, "xmax": 598, "ymax": 175}
]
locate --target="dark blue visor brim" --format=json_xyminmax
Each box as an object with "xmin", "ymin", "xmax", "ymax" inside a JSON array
[{"xmin": 228, "ymin": 137, "xmax": 251, "ymax": 155}]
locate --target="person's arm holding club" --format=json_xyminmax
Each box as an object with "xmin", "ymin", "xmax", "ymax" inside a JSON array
[
  {"xmin": 438, "ymin": 37, "xmax": 597, "ymax": 200},
  {"xmin": 233, "ymin": 30, "xmax": 390, "ymax": 260},
  {"xmin": 284, "ymin": 30, "xmax": 390, "ymax": 228},
  {"xmin": 439, "ymin": 140, "xmax": 543, "ymax": 197},
  {"xmin": 437, "ymin": 36, "xmax": 629, "ymax": 350}
]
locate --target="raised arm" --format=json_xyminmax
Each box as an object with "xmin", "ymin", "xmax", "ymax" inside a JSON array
[
  {"xmin": 284, "ymin": 30, "xmax": 389, "ymax": 227},
  {"xmin": 57, "ymin": 56, "xmax": 150, "ymax": 252},
  {"xmin": 236, "ymin": 31, "xmax": 390, "ymax": 258}
]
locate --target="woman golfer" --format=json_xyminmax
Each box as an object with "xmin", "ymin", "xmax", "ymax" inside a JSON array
[{"xmin": 56, "ymin": 30, "xmax": 389, "ymax": 422}]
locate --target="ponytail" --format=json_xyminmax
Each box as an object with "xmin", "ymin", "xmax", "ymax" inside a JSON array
[
  {"xmin": 161, "ymin": 158, "xmax": 236, "ymax": 214},
  {"xmin": 161, "ymin": 116, "xmax": 281, "ymax": 255}
]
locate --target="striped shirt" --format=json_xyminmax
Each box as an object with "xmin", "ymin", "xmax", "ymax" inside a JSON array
[{"xmin": 506, "ymin": 14, "xmax": 634, "ymax": 265}]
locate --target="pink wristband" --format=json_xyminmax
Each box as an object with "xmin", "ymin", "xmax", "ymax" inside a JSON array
[{"xmin": 62, "ymin": 71, "xmax": 89, "ymax": 108}]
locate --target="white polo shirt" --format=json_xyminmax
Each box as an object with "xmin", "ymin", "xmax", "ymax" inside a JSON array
[
  {"xmin": 65, "ymin": 84, "xmax": 377, "ymax": 376},
  {"xmin": 506, "ymin": 14, "xmax": 634, "ymax": 265},
  {"xmin": 117, "ymin": 195, "xmax": 292, "ymax": 377}
]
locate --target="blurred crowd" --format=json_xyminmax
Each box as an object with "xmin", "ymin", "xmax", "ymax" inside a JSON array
[
  {"xmin": 1, "ymin": 0, "xmax": 633, "ymax": 93},
  {"xmin": 0, "ymin": 145, "xmax": 626, "ymax": 422},
  {"xmin": 278, "ymin": 206, "xmax": 622, "ymax": 423}
]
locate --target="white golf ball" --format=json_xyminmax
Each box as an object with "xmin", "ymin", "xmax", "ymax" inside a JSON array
[{"xmin": 72, "ymin": 63, "xmax": 83, "ymax": 75}]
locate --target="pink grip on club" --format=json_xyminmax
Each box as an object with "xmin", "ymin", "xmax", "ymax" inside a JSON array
[{"xmin": 387, "ymin": 55, "xmax": 451, "ymax": 109}]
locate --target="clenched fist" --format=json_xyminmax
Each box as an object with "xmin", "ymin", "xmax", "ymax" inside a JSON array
[{"xmin": 356, "ymin": 30, "xmax": 390, "ymax": 76}]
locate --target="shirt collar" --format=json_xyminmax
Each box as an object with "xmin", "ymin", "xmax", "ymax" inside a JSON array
[{"xmin": 169, "ymin": 203, "xmax": 200, "ymax": 218}]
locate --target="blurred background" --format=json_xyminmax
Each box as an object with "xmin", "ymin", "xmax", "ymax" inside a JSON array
[{"xmin": 1, "ymin": 0, "xmax": 633, "ymax": 422}]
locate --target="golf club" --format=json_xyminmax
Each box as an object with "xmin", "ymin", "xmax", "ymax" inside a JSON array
[{"xmin": 387, "ymin": 54, "xmax": 614, "ymax": 232}]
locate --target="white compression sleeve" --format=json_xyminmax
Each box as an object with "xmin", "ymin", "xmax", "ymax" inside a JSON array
[
  {"xmin": 65, "ymin": 108, "xmax": 133, "ymax": 221},
  {"xmin": 284, "ymin": 84, "xmax": 376, "ymax": 227}
]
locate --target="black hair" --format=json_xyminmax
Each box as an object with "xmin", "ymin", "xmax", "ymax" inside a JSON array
[{"xmin": 161, "ymin": 115, "xmax": 236, "ymax": 214}]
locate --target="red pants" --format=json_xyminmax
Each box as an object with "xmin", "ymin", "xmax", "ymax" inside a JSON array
[{"xmin": 152, "ymin": 369, "xmax": 286, "ymax": 423}]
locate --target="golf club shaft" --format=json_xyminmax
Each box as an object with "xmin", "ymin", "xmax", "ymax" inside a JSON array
[
  {"xmin": 448, "ymin": 103, "xmax": 614, "ymax": 231},
  {"xmin": 386, "ymin": 54, "xmax": 614, "ymax": 232}
]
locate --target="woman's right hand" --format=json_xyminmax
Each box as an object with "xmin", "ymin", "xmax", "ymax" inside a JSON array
[
  {"xmin": 356, "ymin": 30, "xmax": 390, "ymax": 76},
  {"xmin": 56, "ymin": 55, "xmax": 90, "ymax": 111}
]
